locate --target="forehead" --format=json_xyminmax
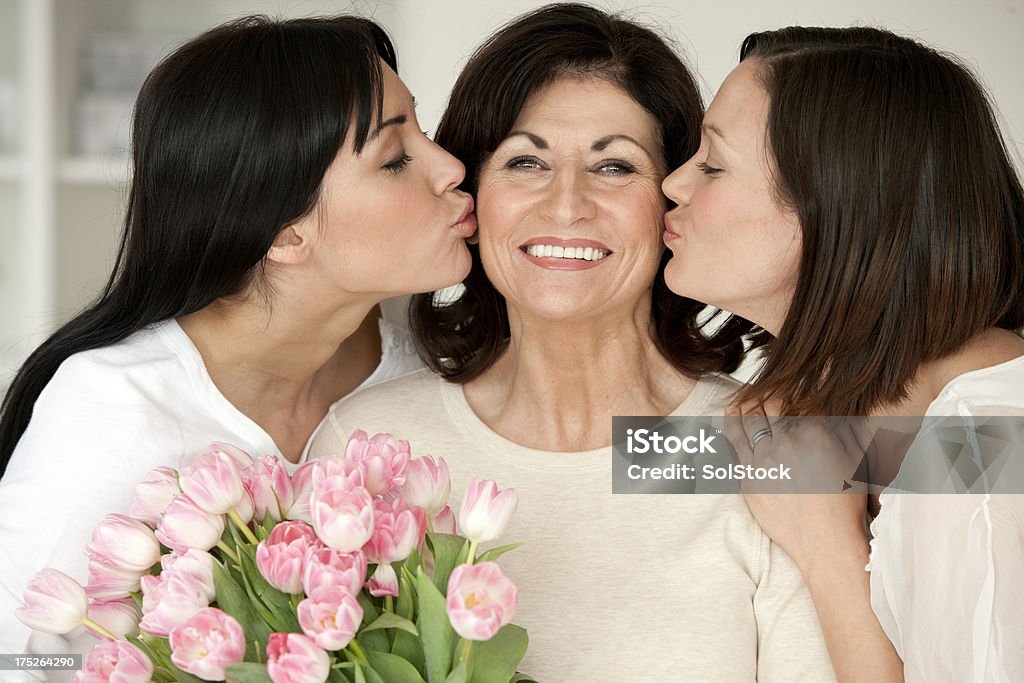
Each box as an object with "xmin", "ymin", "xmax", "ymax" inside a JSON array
[
  {"xmin": 380, "ymin": 63, "xmax": 410, "ymax": 108},
  {"xmin": 704, "ymin": 61, "xmax": 770, "ymax": 144},
  {"xmin": 512, "ymin": 77, "xmax": 660, "ymax": 149}
]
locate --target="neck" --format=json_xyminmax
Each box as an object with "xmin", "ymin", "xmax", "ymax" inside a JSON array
[
  {"xmin": 465, "ymin": 305, "xmax": 697, "ymax": 451},
  {"xmin": 177, "ymin": 292, "xmax": 382, "ymax": 461}
]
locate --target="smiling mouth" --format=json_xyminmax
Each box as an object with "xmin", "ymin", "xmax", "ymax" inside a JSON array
[{"xmin": 520, "ymin": 244, "xmax": 610, "ymax": 261}]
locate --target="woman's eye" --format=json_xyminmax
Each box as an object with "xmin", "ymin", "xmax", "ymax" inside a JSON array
[
  {"xmin": 382, "ymin": 154, "xmax": 412, "ymax": 174},
  {"xmin": 695, "ymin": 160, "xmax": 722, "ymax": 176},
  {"xmin": 506, "ymin": 155, "xmax": 544, "ymax": 170},
  {"xmin": 595, "ymin": 160, "xmax": 636, "ymax": 176}
]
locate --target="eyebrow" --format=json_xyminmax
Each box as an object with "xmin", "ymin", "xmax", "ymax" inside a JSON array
[
  {"xmin": 368, "ymin": 114, "xmax": 407, "ymax": 143},
  {"xmin": 367, "ymin": 97, "xmax": 416, "ymax": 143},
  {"xmin": 703, "ymin": 122, "xmax": 727, "ymax": 143},
  {"xmin": 505, "ymin": 130, "xmax": 655, "ymax": 159}
]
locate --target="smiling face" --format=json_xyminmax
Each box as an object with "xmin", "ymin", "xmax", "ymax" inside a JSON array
[
  {"xmin": 305, "ymin": 64, "xmax": 477, "ymax": 298},
  {"xmin": 661, "ymin": 61, "xmax": 801, "ymax": 334},
  {"xmin": 475, "ymin": 77, "xmax": 668, "ymax": 323}
]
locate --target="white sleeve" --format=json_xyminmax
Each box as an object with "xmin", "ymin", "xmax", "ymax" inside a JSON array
[
  {"xmin": 870, "ymin": 492, "xmax": 1024, "ymax": 681},
  {"xmin": 0, "ymin": 359, "xmax": 164, "ymax": 678}
]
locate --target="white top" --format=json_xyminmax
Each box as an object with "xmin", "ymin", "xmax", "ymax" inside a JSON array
[
  {"xmin": 868, "ymin": 354, "xmax": 1024, "ymax": 682},
  {"xmin": 0, "ymin": 305, "xmax": 422, "ymax": 682},
  {"xmin": 311, "ymin": 369, "xmax": 836, "ymax": 682}
]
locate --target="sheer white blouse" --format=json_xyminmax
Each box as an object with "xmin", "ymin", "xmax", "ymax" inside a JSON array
[{"xmin": 867, "ymin": 355, "xmax": 1024, "ymax": 682}]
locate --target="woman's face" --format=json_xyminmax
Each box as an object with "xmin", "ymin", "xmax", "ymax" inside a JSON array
[
  {"xmin": 308, "ymin": 64, "xmax": 476, "ymax": 297},
  {"xmin": 475, "ymin": 77, "xmax": 667, "ymax": 323},
  {"xmin": 661, "ymin": 61, "xmax": 801, "ymax": 334}
]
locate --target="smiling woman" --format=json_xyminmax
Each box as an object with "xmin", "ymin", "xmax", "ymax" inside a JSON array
[{"xmin": 312, "ymin": 3, "xmax": 836, "ymax": 680}]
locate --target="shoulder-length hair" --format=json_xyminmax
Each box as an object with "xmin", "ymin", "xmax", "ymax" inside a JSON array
[
  {"xmin": 411, "ymin": 2, "xmax": 746, "ymax": 383},
  {"xmin": 732, "ymin": 26, "xmax": 1024, "ymax": 415},
  {"xmin": 0, "ymin": 15, "xmax": 396, "ymax": 472}
]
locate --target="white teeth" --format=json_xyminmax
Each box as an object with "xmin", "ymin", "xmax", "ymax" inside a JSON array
[{"xmin": 524, "ymin": 244, "xmax": 609, "ymax": 261}]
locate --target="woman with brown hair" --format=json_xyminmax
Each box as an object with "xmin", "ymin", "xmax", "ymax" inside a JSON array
[
  {"xmin": 662, "ymin": 26, "xmax": 1024, "ymax": 681},
  {"xmin": 314, "ymin": 4, "xmax": 837, "ymax": 680}
]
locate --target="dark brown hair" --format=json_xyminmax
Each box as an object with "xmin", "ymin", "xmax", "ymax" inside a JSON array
[
  {"xmin": 412, "ymin": 2, "xmax": 745, "ymax": 382},
  {"xmin": 730, "ymin": 26, "xmax": 1024, "ymax": 415}
]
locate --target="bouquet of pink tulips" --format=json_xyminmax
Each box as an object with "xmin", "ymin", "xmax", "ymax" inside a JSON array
[{"xmin": 16, "ymin": 430, "xmax": 532, "ymax": 683}]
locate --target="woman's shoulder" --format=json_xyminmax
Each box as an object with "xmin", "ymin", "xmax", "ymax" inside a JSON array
[
  {"xmin": 331, "ymin": 368, "xmax": 444, "ymax": 418},
  {"xmin": 930, "ymin": 352, "xmax": 1024, "ymax": 414},
  {"xmin": 42, "ymin": 320, "xmax": 195, "ymax": 405}
]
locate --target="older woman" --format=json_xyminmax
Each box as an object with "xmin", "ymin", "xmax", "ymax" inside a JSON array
[
  {"xmin": 312, "ymin": 5, "xmax": 834, "ymax": 680},
  {"xmin": 661, "ymin": 27, "xmax": 1024, "ymax": 681}
]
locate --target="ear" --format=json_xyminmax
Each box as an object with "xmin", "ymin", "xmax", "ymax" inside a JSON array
[{"xmin": 266, "ymin": 222, "xmax": 313, "ymax": 265}]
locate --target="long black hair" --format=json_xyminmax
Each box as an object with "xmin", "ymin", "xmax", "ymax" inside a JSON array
[{"xmin": 0, "ymin": 15, "xmax": 397, "ymax": 472}]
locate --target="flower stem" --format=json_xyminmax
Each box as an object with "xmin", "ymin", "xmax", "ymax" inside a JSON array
[
  {"xmin": 290, "ymin": 593, "xmax": 303, "ymax": 611},
  {"xmin": 346, "ymin": 639, "xmax": 369, "ymax": 663},
  {"xmin": 384, "ymin": 595, "xmax": 394, "ymax": 613},
  {"xmin": 215, "ymin": 540, "xmax": 240, "ymax": 563},
  {"xmin": 466, "ymin": 540, "xmax": 479, "ymax": 566},
  {"xmin": 228, "ymin": 509, "xmax": 260, "ymax": 545},
  {"xmin": 460, "ymin": 639, "xmax": 473, "ymax": 667},
  {"xmin": 81, "ymin": 617, "xmax": 117, "ymax": 640},
  {"xmin": 426, "ymin": 516, "xmax": 435, "ymax": 535}
]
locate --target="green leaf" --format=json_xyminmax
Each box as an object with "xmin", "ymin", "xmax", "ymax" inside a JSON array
[
  {"xmin": 362, "ymin": 611, "xmax": 420, "ymax": 636},
  {"xmin": 237, "ymin": 543, "xmax": 301, "ymax": 632},
  {"xmin": 443, "ymin": 663, "xmax": 467, "ymax": 683},
  {"xmin": 225, "ymin": 662, "xmax": 273, "ymax": 683},
  {"xmin": 361, "ymin": 664, "xmax": 386, "ymax": 683},
  {"xmin": 475, "ymin": 542, "xmax": 523, "ymax": 564},
  {"xmin": 398, "ymin": 566, "xmax": 419, "ymax": 621},
  {"xmin": 467, "ymin": 625, "xmax": 529, "ymax": 683},
  {"xmin": 426, "ymin": 533, "xmax": 469, "ymax": 594},
  {"xmin": 416, "ymin": 567, "xmax": 456, "ymax": 683},
  {"xmin": 365, "ymin": 651, "xmax": 428, "ymax": 683},
  {"xmin": 213, "ymin": 561, "xmax": 273, "ymax": 659},
  {"xmin": 391, "ymin": 630, "xmax": 426, "ymax": 676}
]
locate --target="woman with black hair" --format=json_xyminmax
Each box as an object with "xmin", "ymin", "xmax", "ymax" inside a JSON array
[{"xmin": 0, "ymin": 15, "xmax": 476, "ymax": 663}]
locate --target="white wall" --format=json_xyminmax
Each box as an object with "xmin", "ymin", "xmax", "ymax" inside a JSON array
[{"xmin": 381, "ymin": 0, "xmax": 1024, "ymax": 171}]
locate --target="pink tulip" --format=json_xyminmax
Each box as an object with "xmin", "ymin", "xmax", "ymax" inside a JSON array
[
  {"xmin": 16, "ymin": 568, "xmax": 88, "ymax": 635},
  {"xmin": 169, "ymin": 607, "xmax": 245, "ymax": 681},
  {"xmin": 128, "ymin": 466, "xmax": 180, "ymax": 526},
  {"xmin": 458, "ymin": 478, "xmax": 517, "ymax": 543},
  {"xmin": 85, "ymin": 556, "xmax": 143, "ymax": 600},
  {"xmin": 302, "ymin": 547, "xmax": 367, "ymax": 597},
  {"xmin": 138, "ymin": 574, "xmax": 210, "ymax": 637},
  {"xmin": 161, "ymin": 549, "xmax": 217, "ymax": 602},
  {"xmin": 85, "ymin": 514, "xmax": 162, "ymax": 573},
  {"xmin": 366, "ymin": 563, "xmax": 399, "ymax": 598},
  {"xmin": 71, "ymin": 640, "xmax": 152, "ymax": 683},
  {"xmin": 178, "ymin": 449, "xmax": 245, "ymax": 516},
  {"xmin": 255, "ymin": 521, "xmax": 321, "ymax": 594},
  {"xmin": 156, "ymin": 494, "xmax": 225, "ymax": 552},
  {"xmin": 266, "ymin": 632, "xmax": 331, "ymax": 683},
  {"xmin": 310, "ymin": 479, "xmax": 375, "ymax": 553},
  {"xmin": 210, "ymin": 442, "xmax": 255, "ymax": 468},
  {"xmin": 243, "ymin": 455, "xmax": 295, "ymax": 522},
  {"xmin": 363, "ymin": 497, "xmax": 425, "ymax": 564},
  {"xmin": 446, "ymin": 562, "xmax": 518, "ymax": 641},
  {"xmin": 85, "ymin": 598, "xmax": 141, "ymax": 639},
  {"xmin": 400, "ymin": 455, "xmax": 451, "ymax": 515},
  {"xmin": 296, "ymin": 586, "xmax": 363, "ymax": 650},
  {"xmin": 287, "ymin": 457, "xmax": 364, "ymax": 524},
  {"xmin": 344, "ymin": 430, "xmax": 411, "ymax": 496},
  {"xmin": 432, "ymin": 505, "xmax": 457, "ymax": 535}
]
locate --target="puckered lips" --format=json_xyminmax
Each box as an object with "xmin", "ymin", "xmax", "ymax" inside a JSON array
[
  {"xmin": 519, "ymin": 236, "xmax": 613, "ymax": 271},
  {"xmin": 451, "ymin": 198, "xmax": 478, "ymax": 238}
]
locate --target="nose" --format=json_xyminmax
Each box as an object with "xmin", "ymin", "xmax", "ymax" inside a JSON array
[
  {"xmin": 429, "ymin": 140, "xmax": 467, "ymax": 194},
  {"xmin": 540, "ymin": 167, "xmax": 596, "ymax": 226},
  {"xmin": 662, "ymin": 154, "xmax": 698, "ymax": 207}
]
